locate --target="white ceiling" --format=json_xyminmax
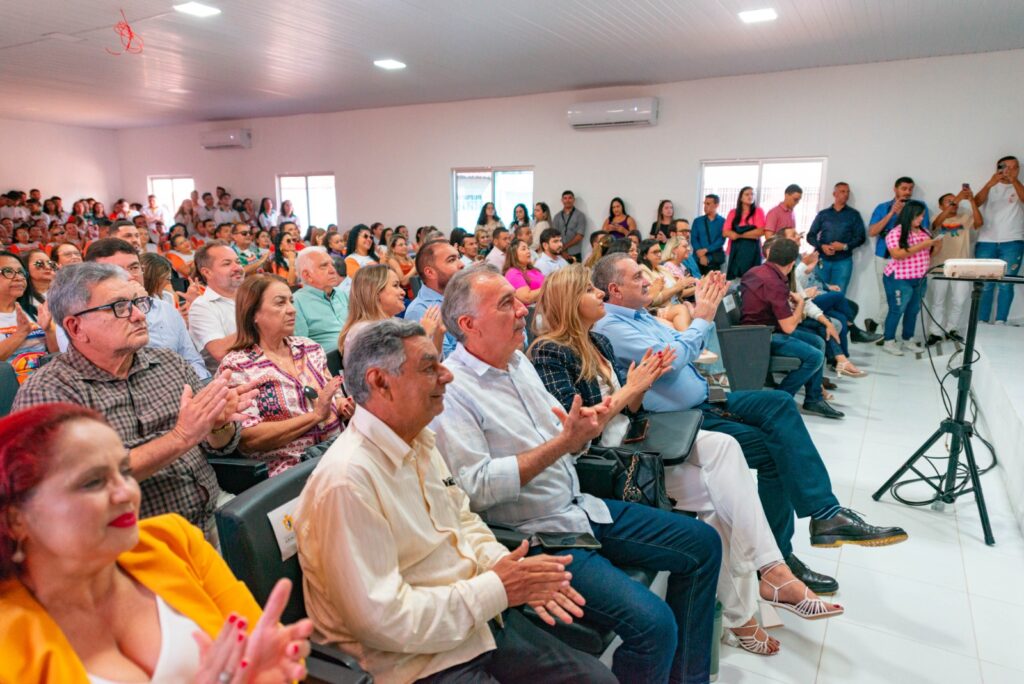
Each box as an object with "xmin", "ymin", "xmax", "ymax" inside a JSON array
[{"xmin": 3, "ymin": 0, "xmax": 1024, "ymax": 129}]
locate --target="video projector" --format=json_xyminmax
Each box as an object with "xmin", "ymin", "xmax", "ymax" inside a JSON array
[{"xmin": 942, "ymin": 259, "xmax": 1007, "ymax": 279}]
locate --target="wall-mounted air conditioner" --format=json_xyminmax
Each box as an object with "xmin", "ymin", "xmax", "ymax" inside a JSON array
[
  {"xmin": 567, "ymin": 97, "xmax": 658, "ymax": 129},
  {"xmin": 200, "ymin": 128, "xmax": 252, "ymax": 149}
]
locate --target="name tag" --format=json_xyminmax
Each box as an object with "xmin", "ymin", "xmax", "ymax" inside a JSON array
[
  {"xmin": 266, "ymin": 497, "xmax": 300, "ymax": 561},
  {"xmin": 723, "ymin": 296, "xmax": 736, "ymax": 312}
]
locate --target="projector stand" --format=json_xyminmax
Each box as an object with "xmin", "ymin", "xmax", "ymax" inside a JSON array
[{"xmin": 872, "ymin": 279, "xmax": 994, "ymax": 544}]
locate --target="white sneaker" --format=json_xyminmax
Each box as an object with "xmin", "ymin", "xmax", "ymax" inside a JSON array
[
  {"xmin": 902, "ymin": 340, "xmax": 926, "ymax": 353},
  {"xmin": 882, "ymin": 340, "xmax": 905, "ymax": 356}
]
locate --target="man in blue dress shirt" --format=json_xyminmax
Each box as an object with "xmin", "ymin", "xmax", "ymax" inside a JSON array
[
  {"xmin": 806, "ymin": 182, "xmax": 866, "ymax": 295},
  {"xmin": 591, "ymin": 253, "xmax": 908, "ymax": 595},
  {"xmin": 690, "ymin": 194, "xmax": 726, "ymax": 275},
  {"xmin": 404, "ymin": 239, "xmax": 464, "ymax": 358}
]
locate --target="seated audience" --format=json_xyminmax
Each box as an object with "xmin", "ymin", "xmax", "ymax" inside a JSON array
[
  {"xmin": 404, "ymin": 239, "xmax": 463, "ymax": 357},
  {"xmin": 232, "ymin": 222, "xmax": 269, "ymax": 275},
  {"xmin": 52, "ymin": 242, "xmax": 83, "ymax": 267},
  {"xmin": 639, "ymin": 238, "xmax": 688, "ymax": 307},
  {"xmin": 9, "ymin": 226, "xmax": 39, "ymax": 254},
  {"xmin": 12, "ymin": 263, "xmax": 250, "ymax": 539},
  {"xmin": 881, "ymin": 201, "xmax": 940, "ymax": 355},
  {"xmin": 0, "ymin": 251, "xmax": 56, "ymax": 383},
  {"xmin": 293, "ymin": 246, "xmax": 349, "ymax": 352},
  {"xmin": 258, "ymin": 197, "xmax": 278, "ymax": 231},
  {"xmin": 325, "ymin": 230, "xmax": 345, "ymax": 259},
  {"xmin": 22, "ymin": 249, "xmax": 56, "ymax": 300},
  {"xmin": 278, "ymin": 200, "xmax": 300, "ymax": 230},
  {"xmin": 166, "ymin": 232, "xmax": 195, "ymax": 278},
  {"xmin": 385, "ymin": 233, "xmax": 417, "ymax": 301},
  {"xmin": 531, "ymin": 266, "xmax": 843, "ymax": 654},
  {"xmin": 484, "ymin": 227, "xmax": 510, "ymax": 269},
  {"xmin": 662, "ymin": 235, "xmax": 698, "ymax": 286},
  {"xmin": 189, "ymin": 241, "xmax": 243, "ymax": 375},
  {"xmin": 723, "ymin": 186, "xmax": 766, "ymax": 280},
  {"xmin": 591, "ymin": 253, "xmax": 908, "ymax": 597},
  {"xmin": 534, "ymin": 228, "xmax": 569, "ymax": 276},
  {"xmin": 139, "ymin": 252, "xmax": 180, "ymax": 310},
  {"xmin": 926, "ymin": 188, "xmax": 982, "ymax": 345},
  {"xmin": 456, "ymin": 232, "xmax": 479, "ymax": 266},
  {"xmin": 583, "ymin": 231, "xmax": 613, "ymax": 268},
  {"xmin": 296, "ymin": 320, "xmax": 614, "ymax": 684},
  {"xmin": 739, "ymin": 239, "xmax": 842, "ymax": 418},
  {"xmin": 806, "ymin": 182, "xmax": 866, "ymax": 295},
  {"xmin": 338, "ymin": 264, "xmax": 440, "ymax": 355},
  {"xmin": 220, "ymin": 276, "xmax": 352, "ymax": 476},
  {"xmin": 0, "ymin": 404, "xmax": 312, "ymax": 682},
  {"xmin": 432, "ymin": 263, "xmax": 722, "ymax": 684},
  {"xmin": 602, "ymin": 196, "xmax": 636, "ymax": 238},
  {"xmin": 503, "ymin": 237, "xmax": 544, "ymax": 305},
  {"xmin": 111, "ymin": 220, "xmax": 143, "ymax": 253},
  {"xmin": 344, "ymin": 224, "xmax": 378, "ymax": 279},
  {"xmin": 269, "ymin": 231, "xmax": 299, "ymax": 287},
  {"xmin": 473, "ymin": 226, "xmax": 492, "ymax": 256}
]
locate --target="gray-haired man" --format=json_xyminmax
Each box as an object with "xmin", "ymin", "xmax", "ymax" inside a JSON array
[{"xmin": 296, "ymin": 319, "xmax": 613, "ymax": 684}]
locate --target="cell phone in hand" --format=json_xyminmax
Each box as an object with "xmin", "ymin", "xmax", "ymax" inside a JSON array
[
  {"xmin": 931, "ymin": 232, "xmax": 946, "ymax": 241},
  {"xmin": 962, "ymin": 183, "xmax": 970, "ymax": 190}
]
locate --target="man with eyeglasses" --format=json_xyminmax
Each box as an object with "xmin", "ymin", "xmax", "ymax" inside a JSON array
[
  {"xmin": 12, "ymin": 261, "xmax": 255, "ymax": 543},
  {"xmin": 53, "ymin": 238, "xmax": 209, "ymax": 379},
  {"xmin": 231, "ymin": 222, "xmax": 269, "ymax": 275}
]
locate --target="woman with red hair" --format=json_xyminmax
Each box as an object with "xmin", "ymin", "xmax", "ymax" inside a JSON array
[{"xmin": 0, "ymin": 403, "xmax": 312, "ymax": 683}]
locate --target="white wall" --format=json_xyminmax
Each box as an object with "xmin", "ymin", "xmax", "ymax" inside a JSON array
[
  {"xmin": 115, "ymin": 48, "xmax": 1024, "ymax": 318},
  {"xmin": 0, "ymin": 118, "xmax": 121, "ymax": 206}
]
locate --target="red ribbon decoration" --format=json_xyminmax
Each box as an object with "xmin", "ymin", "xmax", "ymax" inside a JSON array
[{"xmin": 105, "ymin": 9, "xmax": 143, "ymax": 55}]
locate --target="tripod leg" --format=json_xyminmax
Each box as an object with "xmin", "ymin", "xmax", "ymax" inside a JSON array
[
  {"xmin": 961, "ymin": 438, "xmax": 996, "ymax": 545},
  {"xmin": 940, "ymin": 425, "xmax": 964, "ymax": 504},
  {"xmin": 872, "ymin": 428, "xmax": 946, "ymax": 501}
]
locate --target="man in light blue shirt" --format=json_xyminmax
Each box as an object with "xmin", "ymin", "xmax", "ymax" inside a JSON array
[
  {"xmin": 431, "ymin": 263, "xmax": 721, "ymax": 684},
  {"xmin": 403, "ymin": 239, "xmax": 463, "ymax": 357},
  {"xmin": 591, "ymin": 253, "xmax": 908, "ymax": 596},
  {"xmin": 292, "ymin": 247, "xmax": 348, "ymax": 352},
  {"xmin": 60, "ymin": 239, "xmax": 209, "ymax": 378}
]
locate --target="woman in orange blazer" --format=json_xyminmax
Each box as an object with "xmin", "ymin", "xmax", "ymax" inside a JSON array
[{"xmin": 0, "ymin": 403, "xmax": 312, "ymax": 683}]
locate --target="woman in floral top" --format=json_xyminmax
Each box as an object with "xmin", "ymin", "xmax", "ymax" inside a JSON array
[{"xmin": 220, "ymin": 275, "xmax": 355, "ymax": 476}]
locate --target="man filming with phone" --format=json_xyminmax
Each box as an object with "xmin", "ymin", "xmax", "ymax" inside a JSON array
[
  {"xmin": 973, "ymin": 155, "xmax": 1024, "ymax": 325},
  {"xmin": 925, "ymin": 186, "xmax": 983, "ymax": 345}
]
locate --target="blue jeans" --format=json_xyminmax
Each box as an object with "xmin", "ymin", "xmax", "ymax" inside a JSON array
[
  {"xmin": 805, "ymin": 291, "xmax": 854, "ymax": 358},
  {"xmin": 699, "ymin": 390, "xmax": 840, "ymax": 558},
  {"xmin": 533, "ymin": 500, "xmax": 721, "ymax": 684},
  {"xmin": 816, "ymin": 257, "xmax": 854, "ymax": 295},
  {"xmin": 883, "ymin": 275, "xmax": 926, "ymax": 341},
  {"xmin": 770, "ymin": 328, "xmax": 825, "ymax": 402},
  {"xmin": 975, "ymin": 240, "xmax": 1024, "ymax": 322}
]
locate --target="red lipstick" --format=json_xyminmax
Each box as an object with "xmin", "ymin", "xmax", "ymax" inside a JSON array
[{"xmin": 109, "ymin": 512, "xmax": 137, "ymax": 528}]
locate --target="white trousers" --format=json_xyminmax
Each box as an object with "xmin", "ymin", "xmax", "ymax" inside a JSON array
[
  {"xmin": 664, "ymin": 430, "xmax": 782, "ymax": 628},
  {"xmin": 926, "ymin": 276, "xmax": 970, "ymax": 336},
  {"xmin": 875, "ymin": 255, "xmax": 889, "ymax": 321}
]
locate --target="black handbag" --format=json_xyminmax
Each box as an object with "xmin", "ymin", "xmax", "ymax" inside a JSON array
[
  {"xmin": 584, "ymin": 445, "xmax": 675, "ymax": 511},
  {"xmin": 628, "ymin": 409, "xmax": 704, "ymax": 466}
]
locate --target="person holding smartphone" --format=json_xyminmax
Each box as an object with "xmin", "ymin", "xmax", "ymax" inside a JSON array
[
  {"xmin": 880, "ymin": 201, "xmax": 942, "ymax": 355},
  {"xmin": 974, "ymin": 155, "xmax": 1024, "ymax": 324},
  {"xmin": 925, "ymin": 188, "xmax": 983, "ymax": 345}
]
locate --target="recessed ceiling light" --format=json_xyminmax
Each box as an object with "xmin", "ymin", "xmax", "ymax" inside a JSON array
[
  {"xmin": 374, "ymin": 59, "xmax": 406, "ymax": 70},
  {"xmin": 173, "ymin": 2, "xmax": 221, "ymax": 18},
  {"xmin": 738, "ymin": 8, "xmax": 778, "ymax": 23}
]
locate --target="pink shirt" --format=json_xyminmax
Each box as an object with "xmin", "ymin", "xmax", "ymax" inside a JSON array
[
  {"xmin": 884, "ymin": 226, "xmax": 931, "ymax": 279},
  {"xmin": 505, "ymin": 267, "xmax": 545, "ymax": 291},
  {"xmin": 764, "ymin": 203, "xmax": 796, "ymax": 235}
]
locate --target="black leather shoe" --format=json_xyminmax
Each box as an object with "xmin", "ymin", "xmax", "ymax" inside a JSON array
[
  {"xmin": 947, "ymin": 330, "xmax": 965, "ymax": 343},
  {"xmin": 850, "ymin": 326, "xmax": 883, "ymax": 344},
  {"xmin": 863, "ymin": 318, "xmax": 878, "ymax": 334},
  {"xmin": 926, "ymin": 334, "xmax": 943, "ymax": 347},
  {"xmin": 802, "ymin": 400, "xmax": 845, "ymax": 420},
  {"xmin": 810, "ymin": 508, "xmax": 909, "ymax": 548},
  {"xmin": 785, "ymin": 554, "xmax": 838, "ymax": 595}
]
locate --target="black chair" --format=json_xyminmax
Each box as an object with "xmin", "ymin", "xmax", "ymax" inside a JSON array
[
  {"xmin": 0, "ymin": 363, "xmax": 18, "ymax": 417},
  {"xmin": 713, "ymin": 291, "xmax": 800, "ymax": 391},
  {"xmin": 326, "ymin": 348, "xmax": 343, "ymax": 377},
  {"xmin": 209, "ymin": 457, "xmax": 269, "ymax": 495},
  {"xmin": 216, "ymin": 457, "xmax": 372, "ymax": 683},
  {"xmin": 408, "ymin": 275, "xmax": 422, "ymax": 298}
]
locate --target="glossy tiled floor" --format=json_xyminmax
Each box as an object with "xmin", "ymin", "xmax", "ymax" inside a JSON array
[{"xmin": 716, "ymin": 336, "xmax": 1024, "ymax": 684}]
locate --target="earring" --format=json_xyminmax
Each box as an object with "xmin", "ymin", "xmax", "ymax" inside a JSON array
[{"xmin": 11, "ymin": 538, "xmax": 24, "ymax": 564}]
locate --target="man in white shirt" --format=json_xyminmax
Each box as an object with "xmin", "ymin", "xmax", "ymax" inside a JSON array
[
  {"xmin": 974, "ymin": 155, "xmax": 1024, "ymax": 324},
  {"xmin": 213, "ymin": 193, "xmax": 241, "ymax": 226},
  {"xmin": 534, "ymin": 228, "xmax": 569, "ymax": 276},
  {"xmin": 456, "ymin": 233, "xmax": 478, "ymax": 267},
  {"xmin": 484, "ymin": 227, "xmax": 509, "ymax": 269},
  {"xmin": 296, "ymin": 319, "xmax": 611, "ymax": 684},
  {"xmin": 142, "ymin": 194, "xmax": 167, "ymax": 228},
  {"xmin": 189, "ymin": 241, "xmax": 243, "ymax": 374}
]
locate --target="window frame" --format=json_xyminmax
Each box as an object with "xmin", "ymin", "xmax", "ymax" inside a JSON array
[
  {"xmin": 277, "ymin": 172, "xmax": 337, "ymax": 229},
  {"xmin": 146, "ymin": 175, "xmax": 196, "ymax": 216},
  {"xmin": 451, "ymin": 165, "xmax": 534, "ymax": 229}
]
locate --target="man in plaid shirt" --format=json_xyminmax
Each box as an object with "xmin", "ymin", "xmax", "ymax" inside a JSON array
[{"xmin": 12, "ymin": 262, "xmax": 253, "ymax": 541}]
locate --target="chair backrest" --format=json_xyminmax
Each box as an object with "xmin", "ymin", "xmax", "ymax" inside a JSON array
[
  {"xmin": 216, "ymin": 457, "xmax": 321, "ymax": 624},
  {"xmin": 408, "ymin": 275, "xmax": 422, "ymax": 297},
  {"xmin": 0, "ymin": 364, "xmax": 18, "ymax": 417},
  {"xmin": 325, "ymin": 348, "xmax": 343, "ymax": 377}
]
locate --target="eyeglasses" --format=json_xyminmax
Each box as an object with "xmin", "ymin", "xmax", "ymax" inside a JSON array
[
  {"xmin": 31, "ymin": 259, "xmax": 58, "ymax": 270},
  {"xmin": 0, "ymin": 267, "xmax": 27, "ymax": 279},
  {"xmin": 71, "ymin": 296, "xmax": 153, "ymax": 319},
  {"xmin": 235, "ymin": 231, "xmax": 251, "ymax": 236}
]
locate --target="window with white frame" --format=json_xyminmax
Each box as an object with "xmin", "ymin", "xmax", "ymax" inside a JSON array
[
  {"xmin": 147, "ymin": 176, "xmax": 195, "ymax": 215},
  {"xmin": 699, "ymin": 158, "xmax": 827, "ymax": 234},
  {"xmin": 452, "ymin": 167, "xmax": 534, "ymax": 229},
  {"xmin": 278, "ymin": 174, "xmax": 337, "ymax": 229}
]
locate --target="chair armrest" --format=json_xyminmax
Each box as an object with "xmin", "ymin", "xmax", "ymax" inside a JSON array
[
  {"xmin": 487, "ymin": 523, "xmax": 529, "ymax": 551},
  {"xmin": 306, "ymin": 643, "xmax": 373, "ymax": 683},
  {"xmin": 208, "ymin": 457, "xmax": 269, "ymax": 495}
]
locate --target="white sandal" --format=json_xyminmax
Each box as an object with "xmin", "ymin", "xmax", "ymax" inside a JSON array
[
  {"xmin": 836, "ymin": 361, "xmax": 867, "ymax": 378},
  {"xmin": 724, "ymin": 625, "xmax": 779, "ymax": 656},
  {"xmin": 761, "ymin": 577, "xmax": 844, "ymax": 620}
]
